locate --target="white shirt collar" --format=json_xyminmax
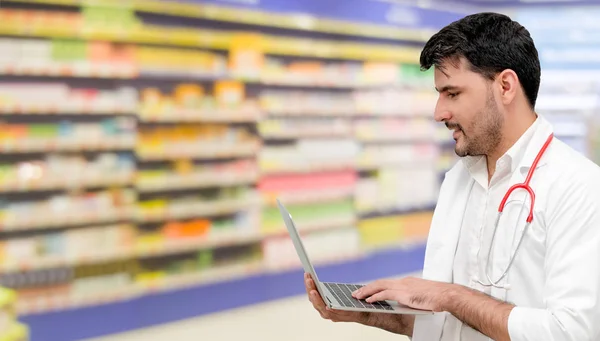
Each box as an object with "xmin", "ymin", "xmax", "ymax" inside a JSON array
[{"xmin": 461, "ymin": 116, "xmax": 542, "ymax": 185}]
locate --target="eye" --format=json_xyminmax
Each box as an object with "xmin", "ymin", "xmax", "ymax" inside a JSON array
[{"xmin": 447, "ymin": 92, "xmax": 459, "ymax": 99}]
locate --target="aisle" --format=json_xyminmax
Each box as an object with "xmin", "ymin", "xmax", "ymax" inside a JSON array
[{"xmin": 84, "ymin": 294, "xmax": 410, "ymax": 341}]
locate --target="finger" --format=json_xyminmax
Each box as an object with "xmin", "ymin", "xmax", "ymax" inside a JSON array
[
  {"xmin": 353, "ymin": 280, "xmax": 390, "ymax": 299},
  {"xmin": 365, "ymin": 290, "xmax": 395, "ymax": 303},
  {"xmin": 310, "ymin": 291, "xmax": 330, "ymax": 318}
]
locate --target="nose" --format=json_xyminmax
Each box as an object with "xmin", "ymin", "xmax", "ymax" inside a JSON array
[{"xmin": 433, "ymin": 100, "xmax": 452, "ymax": 123}]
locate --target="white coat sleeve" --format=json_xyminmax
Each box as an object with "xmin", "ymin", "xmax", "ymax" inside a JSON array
[{"xmin": 507, "ymin": 170, "xmax": 600, "ymax": 341}]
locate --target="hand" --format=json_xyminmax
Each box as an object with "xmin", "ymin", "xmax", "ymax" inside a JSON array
[
  {"xmin": 304, "ymin": 273, "xmax": 371, "ymax": 324},
  {"xmin": 352, "ymin": 276, "xmax": 453, "ymax": 312}
]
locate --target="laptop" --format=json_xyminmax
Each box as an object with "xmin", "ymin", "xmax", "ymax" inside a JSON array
[{"xmin": 276, "ymin": 199, "xmax": 433, "ymax": 315}]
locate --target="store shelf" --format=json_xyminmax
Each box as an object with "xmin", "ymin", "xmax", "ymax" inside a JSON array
[
  {"xmin": 0, "ymin": 207, "xmax": 133, "ymax": 232},
  {"xmin": 20, "ymin": 243, "xmax": 426, "ymax": 341},
  {"xmin": 137, "ymin": 108, "xmax": 263, "ymax": 124},
  {"xmin": 356, "ymin": 160, "xmax": 437, "ymax": 171},
  {"xmin": 260, "ymin": 162, "xmax": 356, "ymax": 175},
  {"xmin": 358, "ymin": 203, "xmax": 436, "ymax": 220},
  {"xmin": 136, "ymin": 198, "xmax": 257, "ymax": 223},
  {"xmin": 262, "ymin": 187, "xmax": 355, "ymax": 206},
  {"xmin": 0, "ymin": 249, "xmax": 134, "ymax": 273},
  {"xmin": 0, "ymin": 322, "xmax": 28, "ymax": 341},
  {"xmin": 261, "ymin": 130, "xmax": 353, "ymax": 140},
  {"xmin": 0, "ymin": 13, "xmax": 422, "ymax": 62},
  {"xmin": 136, "ymin": 142, "xmax": 261, "ymax": 161},
  {"xmin": 0, "ymin": 104, "xmax": 135, "ymax": 116},
  {"xmin": 0, "ymin": 215, "xmax": 356, "ymax": 273},
  {"xmin": 136, "ymin": 172, "xmax": 259, "ymax": 193},
  {"xmin": 356, "ymin": 136, "xmax": 437, "ymax": 144},
  {"xmin": 0, "ymin": 173, "xmax": 134, "ymax": 193},
  {"xmin": 277, "ymin": 215, "xmax": 357, "ymax": 235},
  {"xmin": 0, "ymin": 63, "xmax": 137, "ymax": 79},
  {"xmin": 0, "ymin": 138, "xmax": 135, "ymax": 154},
  {"xmin": 4, "ymin": 0, "xmax": 435, "ymax": 42}
]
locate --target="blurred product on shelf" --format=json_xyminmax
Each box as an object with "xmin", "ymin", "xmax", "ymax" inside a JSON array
[
  {"xmin": 260, "ymin": 90, "xmax": 357, "ymax": 116},
  {"xmin": 263, "ymin": 227, "xmax": 361, "ymax": 271},
  {"xmin": 136, "ymin": 186, "xmax": 259, "ymax": 223},
  {"xmin": 358, "ymin": 211, "xmax": 433, "ymax": 250},
  {"xmin": 261, "ymin": 199, "xmax": 355, "ymax": 234},
  {"xmin": 0, "ymin": 189, "xmax": 136, "ymax": 231},
  {"xmin": 136, "ymin": 46, "xmax": 227, "ymax": 78},
  {"xmin": 356, "ymin": 142, "xmax": 438, "ymax": 170},
  {"xmin": 354, "ymin": 117, "xmax": 436, "ymax": 142},
  {"xmin": 136, "ymin": 124, "xmax": 260, "ymax": 160},
  {"xmin": 136, "ymin": 159, "xmax": 259, "ymax": 192},
  {"xmin": 260, "ymin": 88, "xmax": 436, "ymax": 117},
  {"xmin": 0, "ymin": 153, "xmax": 135, "ymax": 192},
  {"xmin": 0, "ymin": 118, "xmax": 137, "ymax": 152},
  {"xmin": 259, "ymin": 139, "xmax": 359, "ymax": 174},
  {"xmin": 355, "ymin": 168, "xmax": 438, "ymax": 214},
  {"xmin": 0, "ymin": 83, "xmax": 137, "ymax": 114},
  {"xmin": 259, "ymin": 118, "xmax": 354, "ymax": 139},
  {"xmin": 0, "ymin": 287, "xmax": 29, "ymax": 341},
  {"xmin": 139, "ymin": 82, "xmax": 262, "ymax": 123},
  {"xmin": 0, "ymin": 224, "xmax": 137, "ymax": 272}
]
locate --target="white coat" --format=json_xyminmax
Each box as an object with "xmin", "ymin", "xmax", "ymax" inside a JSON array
[{"xmin": 412, "ymin": 116, "xmax": 600, "ymax": 341}]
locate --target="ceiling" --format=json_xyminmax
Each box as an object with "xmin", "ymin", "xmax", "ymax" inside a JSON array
[{"xmin": 449, "ymin": 0, "xmax": 600, "ymax": 5}]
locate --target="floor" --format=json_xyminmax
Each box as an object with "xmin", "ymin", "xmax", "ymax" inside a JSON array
[{"xmin": 85, "ymin": 274, "xmax": 418, "ymax": 341}]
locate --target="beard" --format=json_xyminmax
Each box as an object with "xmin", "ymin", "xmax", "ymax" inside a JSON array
[{"xmin": 453, "ymin": 93, "xmax": 504, "ymax": 158}]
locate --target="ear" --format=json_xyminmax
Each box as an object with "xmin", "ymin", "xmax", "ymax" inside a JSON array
[{"xmin": 497, "ymin": 69, "xmax": 519, "ymax": 105}]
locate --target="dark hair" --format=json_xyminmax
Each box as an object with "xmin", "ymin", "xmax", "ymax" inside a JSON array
[{"xmin": 420, "ymin": 12, "xmax": 541, "ymax": 109}]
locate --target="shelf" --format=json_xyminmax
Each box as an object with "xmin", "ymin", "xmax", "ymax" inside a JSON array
[
  {"xmin": 0, "ymin": 207, "xmax": 133, "ymax": 232},
  {"xmin": 0, "ymin": 64, "xmax": 405, "ymax": 90},
  {"xmin": 261, "ymin": 130, "xmax": 353, "ymax": 140},
  {"xmin": 260, "ymin": 162, "xmax": 356, "ymax": 175},
  {"xmin": 0, "ymin": 63, "xmax": 137, "ymax": 79},
  {"xmin": 0, "ymin": 15, "xmax": 422, "ymax": 62},
  {"xmin": 136, "ymin": 198, "xmax": 257, "ymax": 223},
  {"xmin": 0, "ymin": 173, "xmax": 134, "ymax": 193},
  {"xmin": 356, "ymin": 160, "xmax": 437, "ymax": 171},
  {"xmin": 0, "ymin": 215, "xmax": 355, "ymax": 272},
  {"xmin": 0, "ymin": 249, "xmax": 134, "ymax": 273},
  {"xmin": 356, "ymin": 136, "xmax": 436, "ymax": 144},
  {"xmin": 4, "ymin": 0, "xmax": 434, "ymax": 42},
  {"xmin": 136, "ymin": 142, "xmax": 261, "ymax": 161},
  {"xmin": 0, "ymin": 138, "xmax": 136, "ymax": 154},
  {"xmin": 0, "ymin": 104, "xmax": 136, "ymax": 116},
  {"xmin": 136, "ymin": 172, "xmax": 259, "ymax": 193},
  {"xmin": 262, "ymin": 187, "xmax": 355, "ymax": 206},
  {"xmin": 138, "ymin": 108, "xmax": 263, "ymax": 124},
  {"xmin": 358, "ymin": 203, "xmax": 436, "ymax": 220},
  {"xmin": 0, "ymin": 322, "xmax": 28, "ymax": 341},
  {"xmin": 279, "ymin": 215, "xmax": 357, "ymax": 235},
  {"xmin": 20, "ymin": 243, "xmax": 426, "ymax": 341}
]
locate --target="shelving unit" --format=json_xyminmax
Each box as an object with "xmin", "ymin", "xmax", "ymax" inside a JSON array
[
  {"xmin": 0, "ymin": 1, "xmax": 460, "ymax": 341},
  {"xmin": 0, "ymin": 287, "xmax": 29, "ymax": 341}
]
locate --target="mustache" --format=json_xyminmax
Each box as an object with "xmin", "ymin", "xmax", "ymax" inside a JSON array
[{"xmin": 445, "ymin": 122, "xmax": 463, "ymax": 131}]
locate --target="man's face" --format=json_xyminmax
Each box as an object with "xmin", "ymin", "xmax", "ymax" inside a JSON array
[{"xmin": 433, "ymin": 58, "xmax": 504, "ymax": 157}]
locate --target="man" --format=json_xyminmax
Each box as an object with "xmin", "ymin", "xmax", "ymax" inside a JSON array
[{"xmin": 305, "ymin": 12, "xmax": 600, "ymax": 341}]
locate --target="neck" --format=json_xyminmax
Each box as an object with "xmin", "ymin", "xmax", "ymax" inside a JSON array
[{"xmin": 486, "ymin": 112, "xmax": 537, "ymax": 182}]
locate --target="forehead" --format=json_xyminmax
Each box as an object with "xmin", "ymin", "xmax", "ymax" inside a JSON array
[{"xmin": 434, "ymin": 57, "xmax": 482, "ymax": 87}]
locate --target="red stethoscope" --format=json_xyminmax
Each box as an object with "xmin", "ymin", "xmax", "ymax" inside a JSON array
[{"xmin": 477, "ymin": 133, "xmax": 554, "ymax": 289}]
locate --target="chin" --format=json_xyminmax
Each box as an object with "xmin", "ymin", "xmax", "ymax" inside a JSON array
[{"xmin": 454, "ymin": 142, "xmax": 468, "ymax": 157}]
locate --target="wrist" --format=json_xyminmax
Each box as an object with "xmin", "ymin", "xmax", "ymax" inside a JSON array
[
  {"xmin": 439, "ymin": 283, "xmax": 464, "ymax": 312},
  {"xmin": 362, "ymin": 312, "xmax": 376, "ymax": 326}
]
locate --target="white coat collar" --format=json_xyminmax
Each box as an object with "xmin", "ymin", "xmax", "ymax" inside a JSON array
[{"xmin": 460, "ymin": 115, "xmax": 553, "ymax": 180}]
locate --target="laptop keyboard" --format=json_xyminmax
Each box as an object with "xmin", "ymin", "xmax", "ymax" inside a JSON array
[{"xmin": 323, "ymin": 282, "xmax": 393, "ymax": 311}]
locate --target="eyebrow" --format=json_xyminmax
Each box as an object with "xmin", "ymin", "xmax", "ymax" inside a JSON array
[{"xmin": 435, "ymin": 85, "xmax": 460, "ymax": 93}]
